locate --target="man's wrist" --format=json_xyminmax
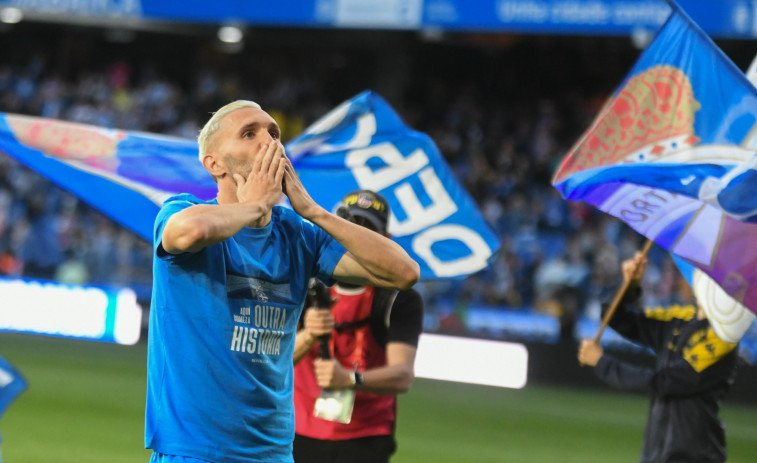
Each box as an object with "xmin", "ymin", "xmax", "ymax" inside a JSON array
[
  {"xmin": 245, "ymin": 202, "xmax": 273, "ymax": 228},
  {"xmin": 348, "ymin": 370, "xmax": 364, "ymax": 389},
  {"xmin": 303, "ymin": 204, "xmax": 328, "ymax": 224},
  {"xmin": 301, "ymin": 328, "xmax": 317, "ymax": 346}
]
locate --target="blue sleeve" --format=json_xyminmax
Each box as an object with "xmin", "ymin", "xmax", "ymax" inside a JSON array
[
  {"xmin": 300, "ymin": 218, "xmax": 346, "ymax": 284},
  {"xmin": 154, "ymin": 196, "xmax": 197, "ymax": 261}
]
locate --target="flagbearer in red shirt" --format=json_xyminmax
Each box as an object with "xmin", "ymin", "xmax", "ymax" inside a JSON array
[{"xmin": 293, "ymin": 190, "xmax": 424, "ymax": 463}]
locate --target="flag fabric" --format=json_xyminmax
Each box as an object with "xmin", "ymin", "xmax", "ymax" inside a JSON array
[
  {"xmin": 552, "ymin": 1, "xmax": 757, "ymax": 340},
  {"xmin": 0, "ymin": 114, "xmax": 212, "ymax": 240},
  {"xmin": 287, "ymin": 91, "xmax": 499, "ymax": 279},
  {"xmin": 0, "ymin": 355, "xmax": 27, "ymax": 419},
  {"xmin": 0, "ymin": 92, "xmax": 499, "ymax": 280}
]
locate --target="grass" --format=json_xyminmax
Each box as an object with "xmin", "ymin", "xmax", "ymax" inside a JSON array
[
  {"xmin": 1, "ymin": 333, "xmax": 756, "ymax": 462},
  {"xmin": 1, "ymin": 333, "xmax": 151, "ymax": 463},
  {"xmin": 395, "ymin": 381, "xmax": 757, "ymax": 463}
]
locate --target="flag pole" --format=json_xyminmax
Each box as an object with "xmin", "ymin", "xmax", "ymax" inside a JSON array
[{"xmin": 592, "ymin": 238, "xmax": 654, "ymax": 344}]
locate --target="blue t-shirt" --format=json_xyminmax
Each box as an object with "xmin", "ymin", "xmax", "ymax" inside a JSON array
[{"xmin": 145, "ymin": 194, "xmax": 346, "ymax": 463}]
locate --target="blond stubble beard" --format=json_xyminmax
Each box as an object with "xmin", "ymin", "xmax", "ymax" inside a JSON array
[{"xmin": 223, "ymin": 154, "xmax": 253, "ymax": 181}]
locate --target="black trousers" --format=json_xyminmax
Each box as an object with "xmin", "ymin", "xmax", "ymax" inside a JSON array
[{"xmin": 293, "ymin": 434, "xmax": 397, "ymax": 463}]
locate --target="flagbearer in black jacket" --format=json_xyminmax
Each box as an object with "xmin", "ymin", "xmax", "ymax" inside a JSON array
[{"xmin": 578, "ymin": 251, "xmax": 739, "ymax": 463}]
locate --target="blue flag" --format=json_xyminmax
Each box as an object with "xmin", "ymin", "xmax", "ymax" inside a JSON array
[
  {"xmin": 0, "ymin": 92, "xmax": 499, "ymax": 280},
  {"xmin": 288, "ymin": 91, "xmax": 500, "ymax": 279},
  {"xmin": 0, "ymin": 355, "xmax": 27, "ymax": 419},
  {"xmin": 0, "ymin": 115, "xmax": 208, "ymax": 241},
  {"xmin": 552, "ymin": 1, "xmax": 757, "ymax": 340}
]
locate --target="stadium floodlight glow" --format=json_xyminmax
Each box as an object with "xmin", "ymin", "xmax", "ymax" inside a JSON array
[
  {"xmin": 218, "ymin": 25, "xmax": 243, "ymax": 44},
  {"xmin": 0, "ymin": 7, "xmax": 23, "ymax": 24},
  {"xmin": 0, "ymin": 277, "xmax": 142, "ymax": 345},
  {"xmin": 414, "ymin": 333, "xmax": 528, "ymax": 389},
  {"xmin": 630, "ymin": 27, "xmax": 653, "ymax": 50}
]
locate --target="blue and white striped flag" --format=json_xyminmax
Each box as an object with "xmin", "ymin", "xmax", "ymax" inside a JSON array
[{"xmin": 552, "ymin": 1, "xmax": 757, "ymax": 341}]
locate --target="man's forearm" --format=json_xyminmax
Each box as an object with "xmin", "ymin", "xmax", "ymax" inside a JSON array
[
  {"xmin": 163, "ymin": 203, "xmax": 269, "ymax": 253},
  {"xmin": 293, "ymin": 329, "xmax": 317, "ymax": 365},
  {"xmin": 358, "ymin": 364, "xmax": 415, "ymax": 395},
  {"xmin": 308, "ymin": 207, "xmax": 419, "ymax": 289}
]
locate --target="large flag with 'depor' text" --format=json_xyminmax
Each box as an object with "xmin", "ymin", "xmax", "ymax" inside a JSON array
[{"xmin": 287, "ymin": 91, "xmax": 500, "ymax": 279}]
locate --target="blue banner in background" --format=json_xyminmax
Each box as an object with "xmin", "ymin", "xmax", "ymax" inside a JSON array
[
  {"xmin": 3, "ymin": 0, "xmax": 756, "ymax": 38},
  {"xmin": 423, "ymin": 0, "xmax": 757, "ymax": 37},
  {"xmin": 288, "ymin": 91, "xmax": 501, "ymax": 279}
]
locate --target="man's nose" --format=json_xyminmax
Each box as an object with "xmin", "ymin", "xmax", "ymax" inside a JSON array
[{"xmin": 261, "ymin": 132, "xmax": 277, "ymax": 144}]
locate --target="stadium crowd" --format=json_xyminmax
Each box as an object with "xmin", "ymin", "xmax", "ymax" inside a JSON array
[{"xmin": 0, "ymin": 26, "xmax": 715, "ymax": 342}]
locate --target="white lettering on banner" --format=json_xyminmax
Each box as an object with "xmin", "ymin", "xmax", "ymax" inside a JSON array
[
  {"xmin": 391, "ymin": 167, "xmax": 457, "ymax": 236},
  {"xmin": 551, "ymin": 2, "xmax": 609, "ymax": 24},
  {"xmin": 413, "ymin": 225, "xmax": 492, "ymax": 277},
  {"xmin": 346, "ymin": 142, "xmax": 428, "ymax": 191},
  {"xmin": 613, "ymin": 3, "xmax": 670, "ymax": 24},
  {"xmin": 497, "ymin": 0, "xmax": 670, "ymax": 27},
  {"xmin": 497, "ymin": 0, "xmax": 549, "ymax": 22},
  {"xmin": 600, "ymin": 186, "xmax": 700, "ymax": 238},
  {"xmin": 315, "ymin": 113, "xmax": 377, "ymax": 154},
  {"xmin": 345, "ymin": 140, "xmax": 491, "ymax": 275}
]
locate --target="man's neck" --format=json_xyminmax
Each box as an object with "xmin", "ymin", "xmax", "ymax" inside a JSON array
[{"xmin": 216, "ymin": 180, "xmax": 236, "ymax": 205}]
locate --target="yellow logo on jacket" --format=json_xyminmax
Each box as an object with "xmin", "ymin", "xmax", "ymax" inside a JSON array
[{"xmin": 683, "ymin": 327, "xmax": 737, "ymax": 373}]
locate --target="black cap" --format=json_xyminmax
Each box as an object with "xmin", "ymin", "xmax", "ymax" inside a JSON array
[{"xmin": 341, "ymin": 190, "xmax": 390, "ymax": 232}]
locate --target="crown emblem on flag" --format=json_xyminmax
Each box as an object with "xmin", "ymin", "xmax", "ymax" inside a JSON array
[{"xmin": 555, "ymin": 65, "xmax": 701, "ymax": 183}]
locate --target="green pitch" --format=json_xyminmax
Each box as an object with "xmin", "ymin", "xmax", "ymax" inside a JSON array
[{"xmin": 2, "ymin": 333, "xmax": 756, "ymax": 463}]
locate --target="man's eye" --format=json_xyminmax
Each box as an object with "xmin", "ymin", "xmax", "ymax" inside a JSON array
[
  {"xmin": 243, "ymin": 131, "xmax": 253, "ymax": 138},
  {"xmin": 270, "ymin": 130, "xmax": 280, "ymax": 139}
]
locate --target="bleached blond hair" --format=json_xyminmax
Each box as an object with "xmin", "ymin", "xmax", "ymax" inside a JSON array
[{"xmin": 197, "ymin": 100, "xmax": 262, "ymax": 162}]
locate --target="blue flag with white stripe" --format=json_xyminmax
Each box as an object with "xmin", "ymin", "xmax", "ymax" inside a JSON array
[
  {"xmin": 288, "ymin": 91, "xmax": 500, "ymax": 279},
  {"xmin": 552, "ymin": 1, "xmax": 757, "ymax": 340}
]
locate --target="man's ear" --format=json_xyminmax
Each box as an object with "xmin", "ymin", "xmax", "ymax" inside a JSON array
[{"xmin": 202, "ymin": 153, "xmax": 225, "ymax": 178}]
